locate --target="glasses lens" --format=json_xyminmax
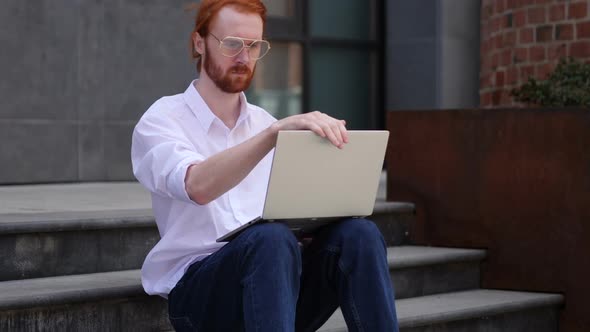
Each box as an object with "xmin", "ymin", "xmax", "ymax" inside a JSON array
[
  {"xmin": 250, "ymin": 40, "xmax": 270, "ymax": 60},
  {"xmin": 221, "ymin": 37, "xmax": 244, "ymax": 57}
]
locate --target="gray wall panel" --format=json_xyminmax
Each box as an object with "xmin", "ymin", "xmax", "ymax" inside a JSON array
[
  {"xmin": 0, "ymin": 122, "xmax": 78, "ymax": 183},
  {"xmin": 0, "ymin": 1, "xmax": 78, "ymax": 121},
  {"xmin": 102, "ymin": 0, "xmax": 195, "ymax": 122},
  {"xmin": 103, "ymin": 123, "xmax": 135, "ymax": 181},
  {"xmin": 387, "ymin": 0, "xmax": 436, "ymax": 41},
  {"xmin": 387, "ymin": 42, "xmax": 437, "ymax": 110},
  {"xmin": 440, "ymin": 0, "xmax": 481, "ymax": 108},
  {"xmin": 78, "ymin": 123, "xmax": 106, "ymax": 181},
  {"xmin": 0, "ymin": 1, "xmax": 196, "ymax": 183},
  {"xmin": 386, "ymin": 0, "xmax": 481, "ymax": 111}
]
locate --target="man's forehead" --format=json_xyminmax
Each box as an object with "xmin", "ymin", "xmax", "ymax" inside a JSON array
[{"xmin": 210, "ymin": 6, "xmax": 264, "ymax": 39}]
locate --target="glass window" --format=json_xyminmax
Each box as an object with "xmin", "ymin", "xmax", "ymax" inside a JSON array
[
  {"xmin": 310, "ymin": 0, "xmax": 375, "ymax": 40},
  {"xmin": 263, "ymin": 0, "xmax": 295, "ymax": 17},
  {"xmin": 247, "ymin": 42, "xmax": 302, "ymax": 119},
  {"xmin": 309, "ymin": 48, "xmax": 374, "ymax": 130}
]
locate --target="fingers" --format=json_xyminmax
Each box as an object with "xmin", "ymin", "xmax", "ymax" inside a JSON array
[
  {"xmin": 277, "ymin": 111, "xmax": 348, "ymax": 148},
  {"xmin": 311, "ymin": 111, "xmax": 347, "ymax": 148}
]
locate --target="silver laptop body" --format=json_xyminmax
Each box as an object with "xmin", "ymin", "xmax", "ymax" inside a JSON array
[{"xmin": 216, "ymin": 130, "xmax": 389, "ymax": 242}]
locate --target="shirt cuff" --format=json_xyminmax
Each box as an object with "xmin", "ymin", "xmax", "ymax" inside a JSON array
[{"xmin": 167, "ymin": 156, "xmax": 202, "ymax": 204}]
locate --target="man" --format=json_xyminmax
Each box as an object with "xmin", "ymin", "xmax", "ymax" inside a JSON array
[{"xmin": 131, "ymin": 0, "xmax": 398, "ymax": 331}]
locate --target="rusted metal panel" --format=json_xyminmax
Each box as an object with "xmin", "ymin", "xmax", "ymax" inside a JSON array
[{"xmin": 387, "ymin": 109, "xmax": 590, "ymax": 332}]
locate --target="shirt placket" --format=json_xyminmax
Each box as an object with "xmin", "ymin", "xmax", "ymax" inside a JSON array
[{"xmin": 226, "ymin": 124, "xmax": 248, "ymax": 224}]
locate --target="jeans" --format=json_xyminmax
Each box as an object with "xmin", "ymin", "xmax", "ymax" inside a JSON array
[{"xmin": 167, "ymin": 218, "xmax": 398, "ymax": 332}]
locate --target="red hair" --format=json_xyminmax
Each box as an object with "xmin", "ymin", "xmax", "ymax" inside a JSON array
[{"xmin": 188, "ymin": 0, "xmax": 267, "ymax": 72}]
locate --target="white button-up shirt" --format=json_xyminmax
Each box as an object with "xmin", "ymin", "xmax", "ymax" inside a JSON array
[{"xmin": 131, "ymin": 81, "xmax": 276, "ymax": 297}]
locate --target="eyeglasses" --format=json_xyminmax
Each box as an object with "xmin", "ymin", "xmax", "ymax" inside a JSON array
[{"xmin": 209, "ymin": 33, "xmax": 271, "ymax": 60}]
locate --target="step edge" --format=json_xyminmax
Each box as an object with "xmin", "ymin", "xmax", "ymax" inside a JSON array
[
  {"xmin": 373, "ymin": 201, "xmax": 415, "ymax": 215},
  {"xmin": 0, "ymin": 202, "xmax": 414, "ymax": 235},
  {"xmin": 0, "ymin": 270, "xmax": 145, "ymax": 311},
  {"xmin": 388, "ymin": 246, "xmax": 487, "ymax": 269},
  {"xmin": 398, "ymin": 291, "xmax": 565, "ymax": 328},
  {"xmin": 0, "ymin": 214, "xmax": 155, "ymax": 234},
  {"xmin": 319, "ymin": 290, "xmax": 564, "ymax": 331}
]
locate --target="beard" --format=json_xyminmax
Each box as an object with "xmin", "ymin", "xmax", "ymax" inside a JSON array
[{"xmin": 203, "ymin": 44, "xmax": 255, "ymax": 93}]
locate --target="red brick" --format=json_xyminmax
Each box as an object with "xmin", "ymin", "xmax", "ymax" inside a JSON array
[
  {"xmin": 483, "ymin": 4, "xmax": 494, "ymax": 20},
  {"xmin": 507, "ymin": 67, "xmax": 519, "ymax": 85},
  {"xmin": 492, "ymin": 90, "xmax": 503, "ymax": 105},
  {"xmin": 500, "ymin": 89, "xmax": 512, "ymax": 106},
  {"xmin": 548, "ymin": 44, "xmax": 568, "ymax": 61},
  {"xmin": 514, "ymin": 10, "xmax": 527, "ymax": 27},
  {"xmin": 501, "ymin": 49, "xmax": 513, "ymax": 66},
  {"xmin": 505, "ymin": 31, "xmax": 517, "ymax": 47},
  {"xmin": 481, "ymin": 91, "xmax": 493, "ymax": 107},
  {"xmin": 530, "ymin": 46, "xmax": 546, "ymax": 61},
  {"xmin": 535, "ymin": 0, "xmax": 550, "ymax": 5},
  {"xmin": 495, "ymin": 34, "xmax": 505, "ymax": 49},
  {"xmin": 549, "ymin": 4, "xmax": 565, "ymax": 22},
  {"xmin": 480, "ymin": 74, "xmax": 493, "ymax": 88},
  {"xmin": 506, "ymin": 0, "xmax": 517, "ymax": 10},
  {"xmin": 492, "ymin": 17, "xmax": 503, "ymax": 33},
  {"xmin": 569, "ymin": 2, "xmax": 588, "ymax": 20},
  {"xmin": 520, "ymin": 65, "xmax": 536, "ymax": 81},
  {"xmin": 578, "ymin": 21, "xmax": 590, "ymax": 39},
  {"xmin": 570, "ymin": 41, "xmax": 590, "ymax": 57},
  {"xmin": 556, "ymin": 24, "xmax": 574, "ymax": 40},
  {"xmin": 492, "ymin": 53, "xmax": 500, "ymax": 68},
  {"xmin": 528, "ymin": 7, "xmax": 546, "ymax": 24},
  {"xmin": 514, "ymin": 47, "xmax": 528, "ymax": 63},
  {"xmin": 496, "ymin": 71, "xmax": 506, "ymax": 86},
  {"xmin": 536, "ymin": 25, "xmax": 553, "ymax": 42},
  {"xmin": 496, "ymin": 0, "xmax": 506, "ymax": 14},
  {"xmin": 536, "ymin": 63, "xmax": 554, "ymax": 79},
  {"xmin": 520, "ymin": 28, "xmax": 535, "ymax": 43}
]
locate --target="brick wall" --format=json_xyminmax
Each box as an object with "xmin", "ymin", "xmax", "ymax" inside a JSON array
[{"xmin": 480, "ymin": 0, "xmax": 590, "ymax": 107}]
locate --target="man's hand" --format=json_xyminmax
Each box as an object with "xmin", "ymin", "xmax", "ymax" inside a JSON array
[
  {"xmin": 271, "ymin": 111, "xmax": 348, "ymax": 149},
  {"xmin": 185, "ymin": 111, "xmax": 348, "ymax": 204}
]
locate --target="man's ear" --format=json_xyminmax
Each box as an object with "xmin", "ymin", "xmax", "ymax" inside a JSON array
[{"xmin": 193, "ymin": 32, "xmax": 205, "ymax": 56}]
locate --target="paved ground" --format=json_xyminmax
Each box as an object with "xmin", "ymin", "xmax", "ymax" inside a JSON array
[{"xmin": 0, "ymin": 173, "xmax": 387, "ymax": 215}]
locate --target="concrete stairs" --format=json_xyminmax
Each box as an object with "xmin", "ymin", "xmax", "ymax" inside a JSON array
[{"xmin": 0, "ymin": 181, "xmax": 563, "ymax": 331}]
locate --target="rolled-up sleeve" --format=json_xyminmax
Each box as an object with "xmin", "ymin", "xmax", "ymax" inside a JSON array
[{"xmin": 131, "ymin": 110, "xmax": 203, "ymax": 204}]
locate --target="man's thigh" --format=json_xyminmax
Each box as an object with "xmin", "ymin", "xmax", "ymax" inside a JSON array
[
  {"xmin": 167, "ymin": 235, "xmax": 248, "ymax": 331},
  {"xmin": 167, "ymin": 222, "xmax": 300, "ymax": 331}
]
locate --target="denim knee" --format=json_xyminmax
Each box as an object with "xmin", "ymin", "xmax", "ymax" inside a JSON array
[
  {"xmin": 242, "ymin": 223, "xmax": 300, "ymax": 256},
  {"xmin": 339, "ymin": 218, "xmax": 384, "ymax": 244}
]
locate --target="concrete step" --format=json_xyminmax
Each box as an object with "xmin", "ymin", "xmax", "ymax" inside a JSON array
[
  {"xmin": 0, "ymin": 272, "xmax": 562, "ymax": 332},
  {"xmin": 0, "ymin": 202, "xmax": 414, "ymax": 281},
  {"xmin": 319, "ymin": 289, "xmax": 564, "ymax": 332},
  {"xmin": 0, "ymin": 245, "xmax": 484, "ymax": 331},
  {"xmin": 389, "ymin": 246, "xmax": 485, "ymax": 299}
]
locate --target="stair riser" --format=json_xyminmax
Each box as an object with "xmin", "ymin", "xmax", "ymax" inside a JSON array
[
  {"xmin": 392, "ymin": 262, "xmax": 480, "ymax": 299},
  {"xmin": 0, "ymin": 228, "xmax": 159, "ymax": 281},
  {"xmin": 0, "ymin": 212, "xmax": 411, "ymax": 281},
  {"xmin": 371, "ymin": 212, "xmax": 412, "ymax": 246},
  {"xmin": 1, "ymin": 297, "xmax": 559, "ymax": 332},
  {"xmin": 401, "ymin": 307, "xmax": 559, "ymax": 332},
  {"xmin": 0, "ymin": 297, "xmax": 171, "ymax": 332}
]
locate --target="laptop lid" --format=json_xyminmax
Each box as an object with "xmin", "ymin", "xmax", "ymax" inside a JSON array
[{"xmin": 261, "ymin": 130, "xmax": 389, "ymax": 220}]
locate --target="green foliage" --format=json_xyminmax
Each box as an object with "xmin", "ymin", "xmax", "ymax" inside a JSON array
[{"xmin": 511, "ymin": 57, "xmax": 590, "ymax": 107}]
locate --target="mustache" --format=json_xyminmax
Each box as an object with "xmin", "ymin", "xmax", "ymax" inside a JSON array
[{"xmin": 229, "ymin": 64, "xmax": 251, "ymax": 74}]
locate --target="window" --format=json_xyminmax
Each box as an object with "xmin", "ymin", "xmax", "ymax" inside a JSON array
[{"xmin": 249, "ymin": 0, "xmax": 382, "ymax": 128}]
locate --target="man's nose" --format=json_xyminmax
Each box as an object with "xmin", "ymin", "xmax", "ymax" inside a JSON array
[{"xmin": 235, "ymin": 47, "xmax": 251, "ymax": 63}]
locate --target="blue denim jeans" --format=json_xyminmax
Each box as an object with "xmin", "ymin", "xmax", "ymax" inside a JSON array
[{"xmin": 167, "ymin": 218, "xmax": 398, "ymax": 332}]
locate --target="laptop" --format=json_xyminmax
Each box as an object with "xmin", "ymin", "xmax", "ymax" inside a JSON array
[{"xmin": 216, "ymin": 130, "xmax": 389, "ymax": 242}]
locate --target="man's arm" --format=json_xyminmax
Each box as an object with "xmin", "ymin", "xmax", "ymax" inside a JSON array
[{"xmin": 185, "ymin": 111, "xmax": 348, "ymax": 205}]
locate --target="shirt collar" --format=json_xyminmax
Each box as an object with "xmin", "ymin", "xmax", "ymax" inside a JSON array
[{"xmin": 183, "ymin": 80, "xmax": 251, "ymax": 132}]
